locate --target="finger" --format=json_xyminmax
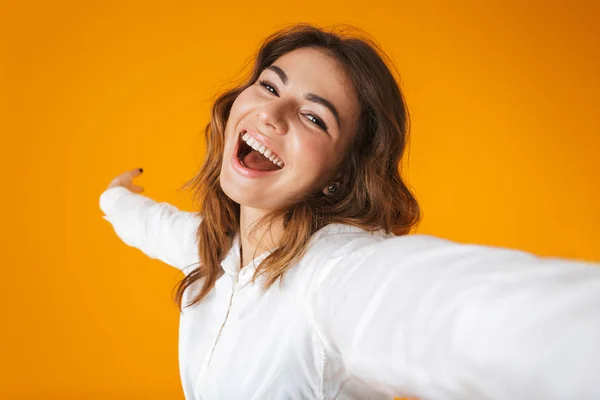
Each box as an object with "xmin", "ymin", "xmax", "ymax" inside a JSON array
[
  {"xmin": 130, "ymin": 184, "xmax": 144, "ymax": 193},
  {"xmin": 129, "ymin": 167, "xmax": 143, "ymax": 178}
]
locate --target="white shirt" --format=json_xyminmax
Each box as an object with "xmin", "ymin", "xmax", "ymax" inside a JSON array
[{"xmin": 99, "ymin": 185, "xmax": 600, "ymax": 400}]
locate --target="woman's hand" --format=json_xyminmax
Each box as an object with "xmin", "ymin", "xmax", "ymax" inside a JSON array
[{"xmin": 106, "ymin": 167, "xmax": 144, "ymax": 193}]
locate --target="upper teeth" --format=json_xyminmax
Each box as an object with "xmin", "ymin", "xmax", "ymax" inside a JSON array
[{"xmin": 241, "ymin": 132, "xmax": 284, "ymax": 168}]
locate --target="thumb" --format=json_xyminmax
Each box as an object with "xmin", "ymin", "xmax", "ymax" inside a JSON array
[{"xmin": 130, "ymin": 184, "xmax": 144, "ymax": 193}]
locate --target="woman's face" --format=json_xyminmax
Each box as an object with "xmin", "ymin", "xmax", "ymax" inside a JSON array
[{"xmin": 220, "ymin": 47, "xmax": 360, "ymax": 211}]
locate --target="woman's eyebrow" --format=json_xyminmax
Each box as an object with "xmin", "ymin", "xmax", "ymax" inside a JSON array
[{"xmin": 267, "ymin": 65, "xmax": 341, "ymax": 129}]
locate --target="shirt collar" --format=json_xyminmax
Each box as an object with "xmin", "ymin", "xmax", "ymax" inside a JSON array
[
  {"xmin": 220, "ymin": 231, "xmax": 273, "ymax": 277},
  {"xmin": 219, "ymin": 223, "xmax": 382, "ymax": 277}
]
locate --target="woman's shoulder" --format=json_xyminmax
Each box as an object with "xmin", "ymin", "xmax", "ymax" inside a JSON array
[
  {"xmin": 289, "ymin": 223, "xmax": 399, "ymax": 296},
  {"xmin": 305, "ymin": 222, "xmax": 394, "ymax": 260}
]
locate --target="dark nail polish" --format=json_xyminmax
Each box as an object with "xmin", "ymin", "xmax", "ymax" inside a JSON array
[{"xmin": 139, "ymin": 168, "xmax": 143, "ymax": 173}]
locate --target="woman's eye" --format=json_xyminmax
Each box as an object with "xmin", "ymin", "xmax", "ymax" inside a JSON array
[
  {"xmin": 303, "ymin": 113, "xmax": 328, "ymax": 131},
  {"xmin": 259, "ymin": 80, "xmax": 278, "ymax": 95},
  {"xmin": 259, "ymin": 79, "xmax": 328, "ymax": 132}
]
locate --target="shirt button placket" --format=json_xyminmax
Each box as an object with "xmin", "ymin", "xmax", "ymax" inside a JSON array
[{"xmin": 204, "ymin": 274, "xmax": 238, "ymax": 369}]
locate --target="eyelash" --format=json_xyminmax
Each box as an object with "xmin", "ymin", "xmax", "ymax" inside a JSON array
[{"xmin": 258, "ymin": 80, "xmax": 329, "ymax": 131}]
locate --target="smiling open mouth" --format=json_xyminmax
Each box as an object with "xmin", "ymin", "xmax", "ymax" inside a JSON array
[{"xmin": 236, "ymin": 131, "xmax": 284, "ymax": 172}]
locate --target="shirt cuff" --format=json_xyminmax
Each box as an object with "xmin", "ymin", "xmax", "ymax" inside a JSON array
[{"xmin": 99, "ymin": 185, "xmax": 133, "ymax": 216}]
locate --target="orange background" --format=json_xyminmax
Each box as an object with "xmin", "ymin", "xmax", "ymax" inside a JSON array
[{"xmin": 2, "ymin": 0, "xmax": 599, "ymax": 398}]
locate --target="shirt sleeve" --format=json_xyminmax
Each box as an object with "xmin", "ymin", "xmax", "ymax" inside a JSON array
[
  {"xmin": 305, "ymin": 233, "xmax": 600, "ymax": 400},
  {"xmin": 99, "ymin": 186, "xmax": 202, "ymax": 274}
]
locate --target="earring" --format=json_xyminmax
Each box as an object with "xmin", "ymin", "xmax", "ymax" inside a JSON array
[{"xmin": 326, "ymin": 182, "xmax": 339, "ymax": 195}]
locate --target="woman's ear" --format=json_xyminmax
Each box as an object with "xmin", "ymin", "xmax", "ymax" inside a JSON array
[
  {"xmin": 322, "ymin": 182, "xmax": 340, "ymax": 196},
  {"xmin": 322, "ymin": 172, "xmax": 344, "ymax": 196}
]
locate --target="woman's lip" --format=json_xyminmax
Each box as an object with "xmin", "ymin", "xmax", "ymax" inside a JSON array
[{"xmin": 231, "ymin": 133, "xmax": 283, "ymax": 178}]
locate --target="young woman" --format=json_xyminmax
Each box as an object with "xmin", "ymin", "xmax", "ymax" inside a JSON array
[{"xmin": 99, "ymin": 24, "xmax": 600, "ymax": 400}]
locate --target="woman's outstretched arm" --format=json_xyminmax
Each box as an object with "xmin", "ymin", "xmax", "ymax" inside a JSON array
[
  {"xmin": 99, "ymin": 168, "xmax": 201, "ymax": 274},
  {"xmin": 305, "ymin": 233, "xmax": 600, "ymax": 400}
]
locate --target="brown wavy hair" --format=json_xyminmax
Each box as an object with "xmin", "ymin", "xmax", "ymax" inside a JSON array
[{"xmin": 173, "ymin": 23, "xmax": 421, "ymax": 311}]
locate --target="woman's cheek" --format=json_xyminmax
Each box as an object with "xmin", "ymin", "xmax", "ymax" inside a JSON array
[
  {"xmin": 297, "ymin": 139, "xmax": 331, "ymax": 172},
  {"xmin": 229, "ymin": 90, "xmax": 256, "ymax": 120}
]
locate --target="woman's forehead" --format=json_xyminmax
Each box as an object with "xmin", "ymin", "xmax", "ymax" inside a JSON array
[{"xmin": 269, "ymin": 48, "xmax": 354, "ymax": 97}]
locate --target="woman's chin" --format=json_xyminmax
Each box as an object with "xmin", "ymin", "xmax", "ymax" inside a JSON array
[
  {"xmin": 220, "ymin": 178, "xmax": 272, "ymax": 209},
  {"xmin": 219, "ymin": 166, "xmax": 305, "ymax": 210}
]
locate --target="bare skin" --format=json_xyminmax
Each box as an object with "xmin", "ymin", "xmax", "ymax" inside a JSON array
[
  {"xmin": 106, "ymin": 50, "xmax": 361, "ymax": 269},
  {"xmin": 219, "ymin": 47, "xmax": 360, "ymax": 267},
  {"xmin": 106, "ymin": 167, "xmax": 144, "ymax": 193}
]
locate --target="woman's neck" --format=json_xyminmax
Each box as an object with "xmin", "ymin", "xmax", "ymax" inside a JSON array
[{"xmin": 239, "ymin": 206, "xmax": 283, "ymax": 269}]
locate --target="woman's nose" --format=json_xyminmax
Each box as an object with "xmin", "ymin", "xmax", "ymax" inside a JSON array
[{"xmin": 257, "ymin": 100, "xmax": 291, "ymax": 135}]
